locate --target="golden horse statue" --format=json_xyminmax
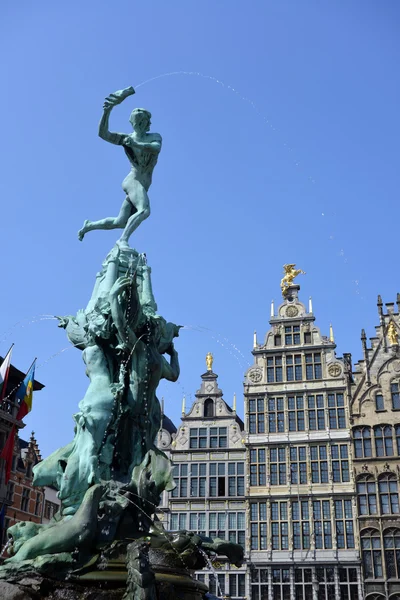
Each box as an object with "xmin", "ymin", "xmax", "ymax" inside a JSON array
[{"xmin": 280, "ymin": 264, "xmax": 306, "ymax": 295}]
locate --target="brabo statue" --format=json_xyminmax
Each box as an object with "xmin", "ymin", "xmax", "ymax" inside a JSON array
[
  {"xmin": 0, "ymin": 87, "xmax": 243, "ymax": 600},
  {"xmin": 78, "ymin": 86, "xmax": 162, "ymax": 247}
]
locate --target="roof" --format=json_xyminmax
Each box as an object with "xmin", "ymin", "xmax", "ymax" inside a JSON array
[
  {"xmin": 0, "ymin": 357, "xmax": 44, "ymax": 391},
  {"xmin": 161, "ymin": 414, "xmax": 177, "ymax": 435}
]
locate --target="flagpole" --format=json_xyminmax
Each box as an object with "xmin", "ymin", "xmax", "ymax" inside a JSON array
[
  {"xmin": 0, "ymin": 343, "xmax": 14, "ymax": 403},
  {"xmin": 2, "ymin": 343, "xmax": 15, "ymax": 357}
]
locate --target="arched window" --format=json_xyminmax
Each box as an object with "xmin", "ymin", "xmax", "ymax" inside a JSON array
[
  {"xmin": 374, "ymin": 425, "xmax": 393, "ymax": 457},
  {"xmin": 379, "ymin": 475, "xmax": 399, "ymax": 515},
  {"xmin": 361, "ymin": 529, "xmax": 383, "ymax": 579},
  {"xmin": 384, "ymin": 529, "xmax": 400, "ymax": 579},
  {"xmin": 391, "ymin": 382, "xmax": 400, "ymax": 410},
  {"xmin": 357, "ymin": 476, "xmax": 377, "ymax": 516},
  {"xmin": 375, "ymin": 393, "xmax": 384, "ymax": 411},
  {"xmin": 204, "ymin": 398, "xmax": 214, "ymax": 418},
  {"xmin": 354, "ymin": 427, "xmax": 372, "ymax": 458}
]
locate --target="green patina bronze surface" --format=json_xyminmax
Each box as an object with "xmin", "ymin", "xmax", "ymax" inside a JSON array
[{"xmin": 0, "ymin": 87, "xmax": 243, "ymax": 599}]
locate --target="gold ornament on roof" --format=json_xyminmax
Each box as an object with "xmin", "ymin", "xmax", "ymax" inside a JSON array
[
  {"xmin": 206, "ymin": 352, "xmax": 213, "ymax": 371},
  {"xmin": 387, "ymin": 321, "xmax": 398, "ymax": 346},
  {"xmin": 280, "ymin": 264, "xmax": 306, "ymax": 296}
]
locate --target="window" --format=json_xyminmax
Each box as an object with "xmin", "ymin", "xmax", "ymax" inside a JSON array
[
  {"xmin": 328, "ymin": 393, "xmax": 346, "ymax": 429},
  {"xmin": 250, "ymin": 502, "xmax": 267, "ymax": 550},
  {"xmin": 271, "ymin": 501, "xmax": 288, "ymax": 549},
  {"xmin": 396, "ymin": 425, "xmax": 400, "ymax": 455},
  {"xmin": 304, "ymin": 331, "xmax": 312, "ymax": 344},
  {"xmin": 228, "ymin": 461, "xmax": 245, "ymax": 496},
  {"xmin": 290, "ymin": 446, "xmax": 307, "ymax": 484},
  {"xmin": 317, "ymin": 567, "xmax": 335, "ymax": 600},
  {"xmin": 267, "ymin": 356, "xmax": 282, "ymax": 383},
  {"xmin": 378, "ymin": 475, "xmax": 399, "ymax": 515},
  {"xmin": 357, "ymin": 477, "xmax": 377, "ymax": 516},
  {"xmin": 170, "ymin": 513, "xmax": 187, "ymax": 530},
  {"xmin": 310, "ymin": 445, "xmax": 328, "ymax": 483},
  {"xmin": 361, "ymin": 530, "xmax": 383, "ymax": 579},
  {"xmin": 209, "ymin": 462, "xmax": 226, "ymax": 497},
  {"xmin": 44, "ymin": 500, "xmax": 58, "ymax": 520},
  {"xmin": 229, "ymin": 573, "xmax": 246, "ymax": 598},
  {"xmin": 286, "ymin": 355, "xmax": 302, "ymax": 381},
  {"xmin": 227, "ymin": 512, "xmax": 246, "ymax": 548},
  {"xmin": 171, "ymin": 463, "xmax": 188, "ymax": 497},
  {"xmin": 21, "ymin": 488, "xmax": 30, "ymax": 512},
  {"xmin": 251, "ymin": 568, "xmax": 268, "ymax": 600},
  {"xmin": 338, "ymin": 568, "xmax": 358, "ymax": 600},
  {"xmin": 204, "ymin": 398, "xmax": 214, "ymax": 417},
  {"xmin": 331, "ymin": 444, "xmax": 350, "ymax": 482},
  {"xmin": 272, "ymin": 568, "xmax": 290, "ymax": 600},
  {"xmin": 308, "ymin": 394, "xmax": 325, "ymax": 430},
  {"xmin": 189, "ymin": 427, "xmax": 207, "ymax": 449},
  {"xmin": 375, "ymin": 393, "xmax": 385, "ymax": 411},
  {"xmin": 353, "ymin": 427, "xmax": 372, "ymax": 458},
  {"xmin": 334, "ymin": 499, "xmax": 354, "ymax": 549},
  {"xmin": 292, "ymin": 500, "xmax": 311, "ymax": 549},
  {"xmin": 34, "ymin": 492, "xmax": 41, "ymax": 516},
  {"xmin": 268, "ymin": 397, "xmax": 284, "ymax": 432},
  {"xmin": 313, "ymin": 500, "xmax": 332, "ymax": 549},
  {"xmin": 6, "ymin": 483, "xmax": 14, "ymax": 502},
  {"xmin": 288, "ymin": 396, "xmax": 305, "ymax": 431},
  {"xmin": 209, "ymin": 574, "xmax": 225, "ymax": 597},
  {"xmin": 249, "ymin": 397, "xmax": 265, "ymax": 434},
  {"xmin": 195, "ymin": 574, "xmax": 205, "ymax": 584},
  {"xmin": 26, "ymin": 463, "xmax": 33, "ymax": 478},
  {"xmin": 2, "ymin": 518, "xmax": 10, "ymax": 545},
  {"xmin": 285, "ymin": 325, "xmax": 300, "ymax": 346},
  {"xmin": 250, "ymin": 448, "xmax": 266, "ymax": 486},
  {"xmin": 374, "ymin": 425, "xmax": 393, "ymax": 457},
  {"xmin": 384, "ymin": 529, "xmax": 400, "ymax": 579},
  {"xmin": 274, "ymin": 334, "xmax": 282, "ymax": 346},
  {"xmin": 209, "ymin": 512, "xmax": 226, "ymax": 539},
  {"xmin": 294, "ymin": 568, "xmax": 313, "ymax": 600},
  {"xmin": 210, "ymin": 427, "xmax": 227, "ymax": 448},
  {"xmin": 305, "ymin": 353, "xmax": 322, "ymax": 380},
  {"xmin": 188, "ymin": 513, "xmax": 206, "ymax": 535},
  {"xmin": 189, "ymin": 427, "xmax": 227, "ymax": 449},
  {"xmin": 190, "ymin": 463, "xmax": 207, "ymax": 497},
  {"xmin": 270, "ymin": 447, "xmax": 287, "ymax": 485},
  {"xmin": 392, "ymin": 382, "xmax": 400, "ymax": 410}
]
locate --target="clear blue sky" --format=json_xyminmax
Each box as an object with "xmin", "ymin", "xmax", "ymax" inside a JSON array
[{"xmin": 1, "ymin": 1, "xmax": 399, "ymax": 458}]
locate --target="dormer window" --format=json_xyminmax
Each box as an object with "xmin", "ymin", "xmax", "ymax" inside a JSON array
[{"xmin": 204, "ymin": 398, "xmax": 214, "ymax": 418}]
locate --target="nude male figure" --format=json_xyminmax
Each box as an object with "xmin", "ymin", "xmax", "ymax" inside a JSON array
[{"xmin": 78, "ymin": 87, "xmax": 162, "ymax": 246}]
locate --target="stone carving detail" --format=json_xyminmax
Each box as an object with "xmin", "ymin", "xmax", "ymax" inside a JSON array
[
  {"xmin": 286, "ymin": 305, "xmax": 299, "ymax": 317},
  {"xmin": 328, "ymin": 363, "xmax": 342, "ymax": 377},
  {"xmin": 248, "ymin": 368, "xmax": 263, "ymax": 383}
]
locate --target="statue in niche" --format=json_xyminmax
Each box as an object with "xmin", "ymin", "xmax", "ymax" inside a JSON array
[{"xmin": 387, "ymin": 321, "xmax": 399, "ymax": 346}]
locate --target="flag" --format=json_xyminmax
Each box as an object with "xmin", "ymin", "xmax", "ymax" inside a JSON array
[
  {"xmin": 0, "ymin": 345, "xmax": 13, "ymax": 403},
  {"xmin": 0, "ymin": 425, "xmax": 16, "ymax": 484},
  {"xmin": 16, "ymin": 360, "xmax": 36, "ymax": 421},
  {"xmin": 0, "ymin": 359, "xmax": 36, "ymax": 485}
]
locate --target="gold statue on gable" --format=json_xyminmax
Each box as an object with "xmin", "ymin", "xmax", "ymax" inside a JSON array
[
  {"xmin": 280, "ymin": 264, "xmax": 306, "ymax": 296},
  {"xmin": 206, "ymin": 352, "xmax": 214, "ymax": 371},
  {"xmin": 387, "ymin": 321, "xmax": 399, "ymax": 346}
]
